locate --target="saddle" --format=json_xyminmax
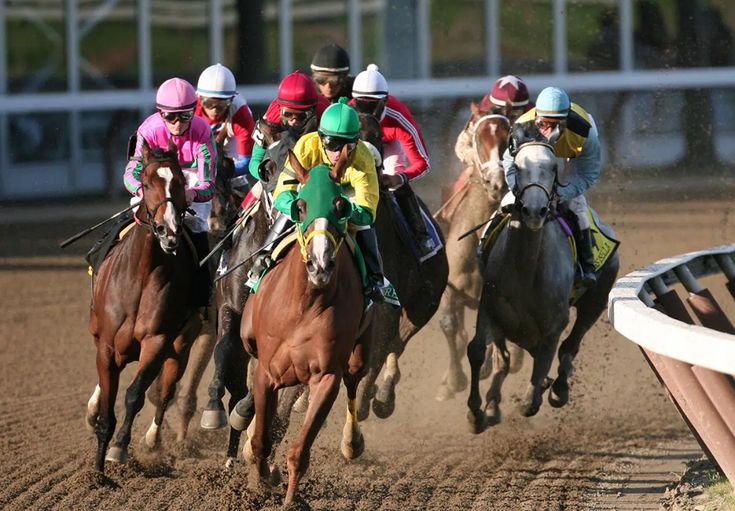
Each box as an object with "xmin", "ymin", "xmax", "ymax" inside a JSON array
[{"xmin": 385, "ymin": 192, "xmax": 443, "ymax": 263}]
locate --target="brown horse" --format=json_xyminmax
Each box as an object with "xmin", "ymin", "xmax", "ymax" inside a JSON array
[
  {"xmin": 435, "ymin": 103, "xmax": 525, "ymax": 401},
  {"xmin": 85, "ymin": 140, "xmax": 201, "ymax": 473},
  {"xmin": 238, "ymin": 150, "xmax": 367, "ymax": 505}
]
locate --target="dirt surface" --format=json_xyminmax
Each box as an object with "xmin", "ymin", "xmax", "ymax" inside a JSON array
[{"xmin": 0, "ymin": 171, "xmax": 732, "ymax": 510}]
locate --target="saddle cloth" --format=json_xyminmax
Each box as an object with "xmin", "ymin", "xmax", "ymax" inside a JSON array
[{"xmin": 387, "ymin": 194, "xmax": 444, "ymax": 263}]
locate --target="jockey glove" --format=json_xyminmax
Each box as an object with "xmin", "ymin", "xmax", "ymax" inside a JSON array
[
  {"xmin": 349, "ymin": 203, "xmax": 373, "ymax": 226},
  {"xmin": 233, "ymin": 155, "xmax": 251, "ymax": 175}
]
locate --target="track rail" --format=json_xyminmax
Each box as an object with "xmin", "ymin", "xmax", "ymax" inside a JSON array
[{"xmin": 608, "ymin": 243, "xmax": 735, "ymax": 484}]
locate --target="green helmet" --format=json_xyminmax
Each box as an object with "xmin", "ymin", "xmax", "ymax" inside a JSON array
[{"xmin": 318, "ymin": 97, "xmax": 359, "ymax": 140}]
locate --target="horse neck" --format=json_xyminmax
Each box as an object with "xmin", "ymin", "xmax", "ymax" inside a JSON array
[
  {"xmin": 282, "ymin": 243, "xmax": 349, "ymax": 311},
  {"xmin": 502, "ymin": 220, "xmax": 547, "ymax": 280}
]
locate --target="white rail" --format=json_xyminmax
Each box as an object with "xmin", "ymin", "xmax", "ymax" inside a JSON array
[{"xmin": 607, "ymin": 244, "xmax": 735, "ymax": 375}]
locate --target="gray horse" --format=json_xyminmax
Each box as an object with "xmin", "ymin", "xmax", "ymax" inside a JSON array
[{"xmin": 466, "ymin": 141, "xmax": 620, "ymax": 433}]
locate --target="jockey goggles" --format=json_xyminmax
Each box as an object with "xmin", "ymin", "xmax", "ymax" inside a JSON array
[
  {"xmin": 313, "ymin": 73, "xmax": 344, "ymax": 87},
  {"xmin": 354, "ymin": 98, "xmax": 383, "ymax": 116},
  {"xmin": 320, "ymin": 134, "xmax": 356, "ymax": 153},
  {"xmin": 535, "ymin": 118, "xmax": 567, "ymax": 131},
  {"xmin": 281, "ymin": 109, "xmax": 309, "ymax": 122},
  {"xmin": 201, "ymin": 97, "xmax": 232, "ymax": 110},
  {"xmin": 160, "ymin": 110, "xmax": 194, "ymax": 123}
]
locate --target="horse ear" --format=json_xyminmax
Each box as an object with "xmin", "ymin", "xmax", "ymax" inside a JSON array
[
  {"xmin": 141, "ymin": 139, "xmax": 151, "ymax": 163},
  {"xmin": 166, "ymin": 137, "xmax": 177, "ymax": 155},
  {"xmin": 330, "ymin": 145, "xmax": 349, "ymax": 182},
  {"xmin": 288, "ymin": 150, "xmax": 309, "ymax": 184},
  {"xmin": 470, "ymin": 101, "xmax": 480, "ymax": 118}
]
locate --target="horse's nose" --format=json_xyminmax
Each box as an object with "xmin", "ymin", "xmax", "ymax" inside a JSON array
[
  {"xmin": 305, "ymin": 258, "xmax": 316, "ymax": 273},
  {"xmin": 324, "ymin": 259, "xmax": 335, "ymax": 273},
  {"xmin": 155, "ymin": 224, "xmax": 167, "ymax": 236}
]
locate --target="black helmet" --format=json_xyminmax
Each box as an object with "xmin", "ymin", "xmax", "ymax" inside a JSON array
[{"xmin": 310, "ymin": 43, "xmax": 350, "ymax": 74}]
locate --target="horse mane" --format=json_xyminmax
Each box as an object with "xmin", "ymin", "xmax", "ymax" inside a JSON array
[{"xmin": 358, "ymin": 112, "xmax": 383, "ymax": 158}]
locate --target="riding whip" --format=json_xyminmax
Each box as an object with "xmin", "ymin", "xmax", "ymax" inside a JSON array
[
  {"xmin": 456, "ymin": 217, "xmax": 494, "ymax": 242},
  {"xmin": 213, "ymin": 226, "xmax": 295, "ymax": 283},
  {"xmin": 59, "ymin": 204, "xmax": 136, "ymax": 248},
  {"xmin": 198, "ymin": 198, "xmax": 260, "ymax": 267}
]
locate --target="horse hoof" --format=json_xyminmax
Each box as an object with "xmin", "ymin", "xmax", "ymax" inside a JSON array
[
  {"xmin": 224, "ymin": 457, "xmax": 237, "ymax": 470},
  {"xmin": 435, "ymin": 383, "xmax": 455, "ymax": 402},
  {"xmin": 292, "ymin": 391, "xmax": 309, "ymax": 413},
  {"xmin": 466, "ymin": 409, "xmax": 485, "ymax": 434},
  {"xmin": 229, "ymin": 408, "xmax": 250, "ymax": 432},
  {"xmin": 85, "ymin": 415, "xmax": 97, "ymax": 433},
  {"xmin": 105, "ymin": 446, "xmax": 128, "ymax": 464},
  {"xmin": 341, "ymin": 433, "xmax": 365, "ymax": 460},
  {"xmin": 548, "ymin": 382, "xmax": 569, "ymax": 408},
  {"xmin": 372, "ymin": 397, "xmax": 395, "ymax": 419},
  {"xmin": 484, "ymin": 404, "xmax": 501, "ymax": 427},
  {"xmin": 447, "ymin": 371, "xmax": 468, "ymax": 393},
  {"xmin": 267, "ymin": 465, "xmax": 282, "ymax": 486},
  {"xmin": 200, "ymin": 409, "xmax": 228, "ymax": 430},
  {"xmin": 519, "ymin": 402, "xmax": 541, "ymax": 417}
]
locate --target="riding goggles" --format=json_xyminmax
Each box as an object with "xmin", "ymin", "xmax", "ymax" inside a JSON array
[
  {"xmin": 320, "ymin": 135, "xmax": 357, "ymax": 153},
  {"xmin": 313, "ymin": 73, "xmax": 344, "ymax": 87},
  {"xmin": 535, "ymin": 118, "xmax": 567, "ymax": 131},
  {"xmin": 354, "ymin": 98, "xmax": 382, "ymax": 116},
  {"xmin": 201, "ymin": 97, "xmax": 232, "ymax": 110},
  {"xmin": 281, "ymin": 109, "xmax": 309, "ymax": 122},
  {"xmin": 160, "ymin": 110, "xmax": 194, "ymax": 123}
]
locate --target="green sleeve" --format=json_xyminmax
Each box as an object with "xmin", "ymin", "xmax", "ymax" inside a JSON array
[
  {"xmin": 248, "ymin": 143, "xmax": 267, "ymax": 180},
  {"xmin": 274, "ymin": 190, "xmax": 297, "ymax": 217},
  {"xmin": 349, "ymin": 204, "xmax": 374, "ymax": 226}
]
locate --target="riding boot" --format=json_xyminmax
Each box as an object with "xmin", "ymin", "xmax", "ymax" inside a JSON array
[
  {"xmin": 576, "ymin": 228, "xmax": 597, "ymax": 288},
  {"xmin": 355, "ymin": 228, "xmax": 386, "ymax": 303},
  {"xmin": 244, "ymin": 213, "xmax": 292, "ymax": 290},
  {"xmin": 476, "ymin": 209, "xmax": 507, "ymax": 260},
  {"xmin": 189, "ymin": 230, "xmax": 213, "ymax": 306},
  {"xmin": 394, "ymin": 183, "xmax": 435, "ymax": 258}
]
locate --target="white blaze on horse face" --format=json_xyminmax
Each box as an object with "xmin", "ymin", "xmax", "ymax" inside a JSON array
[
  {"xmin": 156, "ymin": 167, "xmax": 178, "ymax": 233},
  {"xmin": 311, "ymin": 218, "xmax": 332, "ymax": 271}
]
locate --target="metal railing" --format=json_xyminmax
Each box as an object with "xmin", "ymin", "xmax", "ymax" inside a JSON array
[{"xmin": 608, "ymin": 244, "xmax": 735, "ymax": 484}]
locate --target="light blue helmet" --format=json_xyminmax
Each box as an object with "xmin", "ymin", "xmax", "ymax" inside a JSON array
[{"xmin": 535, "ymin": 87, "xmax": 570, "ymax": 118}]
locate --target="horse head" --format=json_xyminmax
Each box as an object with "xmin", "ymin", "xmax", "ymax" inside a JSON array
[
  {"xmin": 512, "ymin": 134, "xmax": 559, "ymax": 231},
  {"xmin": 288, "ymin": 149, "xmax": 351, "ymax": 289},
  {"xmin": 139, "ymin": 138, "xmax": 187, "ymax": 253},
  {"xmin": 357, "ymin": 112, "xmax": 384, "ymax": 175},
  {"xmin": 468, "ymin": 101, "xmax": 510, "ymax": 198}
]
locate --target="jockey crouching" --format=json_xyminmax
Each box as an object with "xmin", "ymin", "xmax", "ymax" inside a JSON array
[
  {"xmin": 501, "ymin": 86, "xmax": 600, "ymax": 288},
  {"xmin": 124, "ymin": 77, "xmax": 217, "ymax": 306},
  {"xmin": 247, "ymin": 98, "xmax": 393, "ymax": 304},
  {"xmin": 350, "ymin": 64, "xmax": 436, "ymax": 259},
  {"xmin": 195, "ymin": 63, "xmax": 256, "ymax": 197}
]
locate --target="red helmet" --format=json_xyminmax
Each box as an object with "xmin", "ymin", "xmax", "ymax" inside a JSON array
[
  {"xmin": 480, "ymin": 75, "xmax": 530, "ymax": 111},
  {"xmin": 277, "ymin": 71, "xmax": 318, "ymax": 109}
]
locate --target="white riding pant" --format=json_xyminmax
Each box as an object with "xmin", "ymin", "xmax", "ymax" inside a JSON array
[{"xmin": 500, "ymin": 191, "xmax": 589, "ymax": 230}]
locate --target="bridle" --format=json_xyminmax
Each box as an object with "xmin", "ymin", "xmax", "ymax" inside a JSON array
[
  {"xmin": 296, "ymin": 222, "xmax": 344, "ymax": 263},
  {"xmin": 513, "ymin": 142, "xmax": 559, "ymax": 220},
  {"xmin": 468, "ymin": 114, "xmax": 510, "ymax": 195},
  {"xmin": 136, "ymin": 158, "xmax": 186, "ymax": 239}
]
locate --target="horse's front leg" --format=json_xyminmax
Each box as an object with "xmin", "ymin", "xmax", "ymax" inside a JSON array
[
  {"xmin": 437, "ymin": 288, "xmax": 470, "ymax": 400},
  {"xmin": 483, "ymin": 339, "xmax": 510, "ymax": 426},
  {"xmin": 341, "ymin": 341, "xmax": 367, "ymax": 460},
  {"xmin": 466, "ymin": 306, "xmax": 494, "ymax": 434},
  {"xmin": 248, "ymin": 364, "xmax": 280, "ymax": 485},
  {"xmin": 201, "ymin": 307, "xmax": 240, "ymax": 430},
  {"xmin": 285, "ymin": 372, "xmax": 341, "ymax": 506},
  {"xmin": 107, "ymin": 334, "xmax": 167, "ymax": 464},
  {"xmin": 92, "ymin": 342, "xmax": 120, "ymax": 473},
  {"xmin": 520, "ymin": 336, "xmax": 558, "ymax": 417}
]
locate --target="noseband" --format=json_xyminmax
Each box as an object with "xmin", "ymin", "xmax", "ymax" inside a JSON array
[
  {"xmin": 514, "ymin": 142, "xmax": 559, "ymax": 219},
  {"xmin": 470, "ymin": 114, "xmax": 510, "ymax": 174},
  {"xmin": 296, "ymin": 224, "xmax": 344, "ymax": 263},
  {"xmin": 137, "ymin": 158, "xmax": 186, "ymax": 235}
]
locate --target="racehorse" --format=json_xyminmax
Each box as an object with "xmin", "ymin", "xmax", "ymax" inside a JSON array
[
  {"xmin": 238, "ymin": 150, "xmax": 367, "ymax": 505},
  {"xmin": 86, "ymin": 140, "xmax": 201, "ymax": 472},
  {"xmin": 436, "ymin": 103, "xmax": 522, "ymax": 402},
  {"xmin": 466, "ymin": 136, "xmax": 620, "ymax": 433},
  {"xmin": 356, "ymin": 113, "xmax": 449, "ymax": 420}
]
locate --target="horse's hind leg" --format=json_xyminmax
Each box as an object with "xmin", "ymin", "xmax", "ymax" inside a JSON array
[
  {"xmin": 107, "ymin": 336, "xmax": 166, "ymax": 464},
  {"xmin": 93, "ymin": 344, "xmax": 120, "ymax": 473},
  {"xmin": 520, "ymin": 338, "xmax": 558, "ymax": 417},
  {"xmin": 285, "ymin": 373, "xmax": 341, "ymax": 506},
  {"xmin": 143, "ymin": 356, "xmax": 183, "ymax": 451},
  {"xmin": 201, "ymin": 310, "xmax": 240, "ymax": 429},
  {"xmin": 175, "ymin": 305, "xmax": 216, "ymax": 441}
]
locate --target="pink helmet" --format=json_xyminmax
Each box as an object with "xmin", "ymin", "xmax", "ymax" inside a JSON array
[{"xmin": 156, "ymin": 77, "xmax": 197, "ymax": 112}]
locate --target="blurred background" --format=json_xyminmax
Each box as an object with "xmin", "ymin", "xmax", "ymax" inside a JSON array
[{"xmin": 1, "ymin": 0, "xmax": 734, "ymax": 201}]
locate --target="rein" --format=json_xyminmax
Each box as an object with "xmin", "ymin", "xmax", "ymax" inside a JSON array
[
  {"xmin": 470, "ymin": 114, "xmax": 510, "ymax": 174},
  {"xmin": 513, "ymin": 142, "xmax": 559, "ymax": 222}
]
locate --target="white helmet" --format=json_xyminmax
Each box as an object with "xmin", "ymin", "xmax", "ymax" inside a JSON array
[
  {"xmin": 196, "ymin": 63, "xmax": 237, "ymax": 98},
  {"xmin": 352, "ymin": 63, "xmax": 388, "ymax": 100}
]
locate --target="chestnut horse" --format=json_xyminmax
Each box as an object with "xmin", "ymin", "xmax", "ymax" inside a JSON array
[
  {"xmin": 238, "ymin": 150, "xmax": 367, "ymax": 505},
  {"xmin": 436, "ymin": 103, "xmax": 524, "ymax": 401},
  {"xmin": 86, "ymin": 140, "xmax": 201, "ymax": 472}
]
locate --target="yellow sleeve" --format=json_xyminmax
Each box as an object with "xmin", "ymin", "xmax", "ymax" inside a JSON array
[
  {"xmin": 273, "ymin": 133, "xmax": 318, "ymax": 200},
  {"xmin": 346, "ymin": 142, "xmax": 380, "ymax": 221}
]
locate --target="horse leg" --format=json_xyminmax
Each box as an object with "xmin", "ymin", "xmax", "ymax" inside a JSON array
[
  {"xmin": 222, "ymin": 349, "xmax": 251, "ymax": 467},
  {"xmin": 466, "ymin": 306, "xmax": 493, "ymax": 434},
  {"xmin": 106, "ymin": 336, "xmax": 166, "ymax": 464},
  {"xmin": 437, "ymin": 289, "xmax": 469, "ymax": 400},
  {"xmin": 93, "ymin": 344, "xmax": 120, "ymax": 473},
  {"xmin": 201, "ymin": 310, "xmax": 238, "ymax": 429},
  {"xmin": 373, "ymin": 349, "xmax": 401, "ymax": 419},
  {"xmin": 483, "ymin": 340, "xmax": 510, "ymax": 427},
  {"xmin": 143, "ymin": 355, "xmax": 182, "ymax": 451},
  {"xmin": 248, "ymin": 365, "xmax": 280, "ymax": 485},
  {"xmin": 507, "ymin": 342, "xmax": 525, "ymax": 374},
  {"xmin": 519, "ymin": 338, "xmax": 558, "ymax": 417},
  {"xmin": 356, "ymin": 318, "xmax": 387, "ymax": 422},
  {"xmin": 341, "ymin": 341, "xmax": 367, "ymax": 459},
  {"xmin": 285, "ymin": 373, "xmax": 341, "ymax": 506},
  {"xmin": 175, "ymin": 306, "xmax": 215, "ymax": 441}
]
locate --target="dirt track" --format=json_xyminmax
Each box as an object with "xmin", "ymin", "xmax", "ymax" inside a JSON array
[{"xmin": 0, "ymin": 172, "xmax": 732, "ymax": 510}]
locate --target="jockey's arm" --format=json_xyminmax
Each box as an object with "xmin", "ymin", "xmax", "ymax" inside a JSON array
[
  {"xmin": 346, "ymin": 143, "xmax": 380, "ymax": 225},
  {"xmin": 248, "ymin": 142, "xmax": 267, "ymax": 181},
  {"xmin": 232, "ymin": 105, "xmax": 255, "ymax": 175},
  {"xmin": 394, "ymin": 123, "xmax": 430, "ymax": 181},
  {"xmin": 123, "ymin": 134, "xmax": 144, "ymax": 196},
  {"xmin": 187, "ymin": 131, "xmax": 216, "ymax": 203},
  {"xmin": 557, "ymin": 124, "xmax": 601, "ymax": 200}
]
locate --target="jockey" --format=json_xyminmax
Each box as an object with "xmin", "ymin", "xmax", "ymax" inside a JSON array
[
  {"xmin": 455, "ymin": 75, "xmax": 533, "ymax": 173},
  {"xmin": 310, "ymin": 42, "xmax": 355, "ymax": 104},
  {"xmin": 195, "ymin": 63, "xmax": 255, "ymax": 195},
  {"xmin": 502, "ymin": 86, "xmax": 601, "ymax": 287},
  {"xmin": 248, "ymin": 71, "xmax": 330, "ymax": 182},
  {"xmin": 350, "ymin": 64, "xmax": 435, "ymax": 258},
  {"xmin": 124, "ymin": 77, "xmax": 217, "ymax": 306},
  {"xmin": 248, "ymin": 98, "xmax": 394, "ymax": 304}
]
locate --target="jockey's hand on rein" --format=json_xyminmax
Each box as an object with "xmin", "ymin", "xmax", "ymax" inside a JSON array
[{"xmin": 380, "ymin": 173, "xmax": 407, "ymax": 190}]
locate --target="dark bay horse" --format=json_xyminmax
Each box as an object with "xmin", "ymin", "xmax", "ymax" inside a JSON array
[
  {"xmin": 86, "ymin": 140, "xmax": 201, "ymax": 472},
  {"xmin": 238, "ymin": 150, "xmax": 367, "ymax": 505},
  {"xmin": 466, "ymin": 140, "xmax": 620, "ymax": 433},
  {"xmin": 356, "ymin": 113, "xmax": 449, "ymax": 420},
  {"xmin": 436, "ymin": 103, "xmax": 525, "ymax": 402}
]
